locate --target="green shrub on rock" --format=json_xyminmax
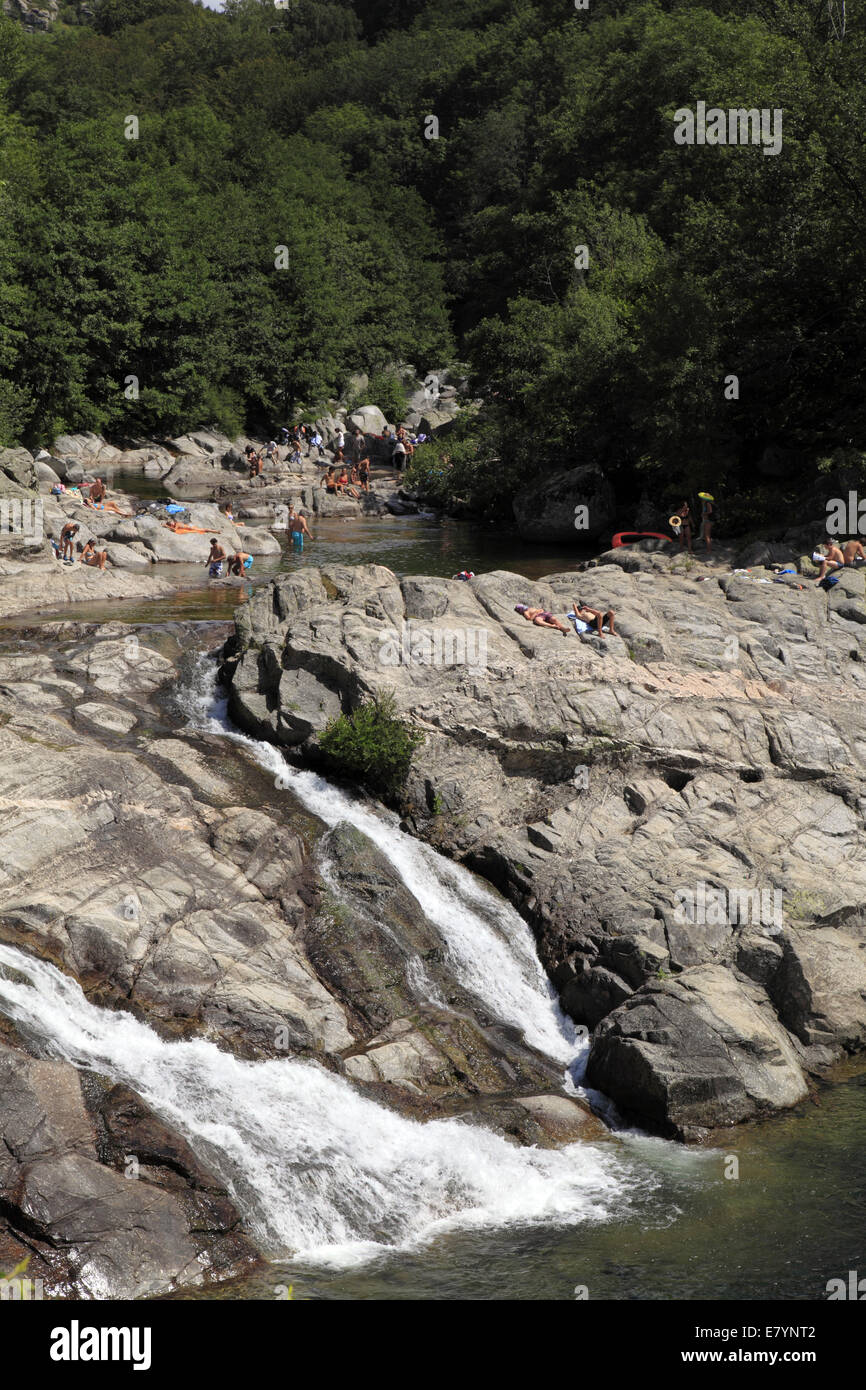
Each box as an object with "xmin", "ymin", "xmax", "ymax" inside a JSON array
[{"xmin": 319, "ymin": 693, "xmax": 423, "ymax": 799}]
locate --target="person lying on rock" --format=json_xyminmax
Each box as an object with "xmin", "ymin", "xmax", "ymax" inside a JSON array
[
  {"xmin": 60, "ymin": 521, "xmax": 79, "ymax": 562},
  {"xmin": 227, "ymin": 551, "xmax": 254, "ymax": 576},
  {"xmin": 205, "ymin": 538, "xmax": 227, "ymax": 578},
  {"xmin": 812, "ymin": 537, "xmax": 845, "ymax": 582},
  {"xmin": 571, "ymin": 597, "xmax": 617, "ymax": 638},
  {"xmin": 842, "ymin": 539, "xmax": 866, "ymax": 566},
  {"xmin": 164, "ymin": 517, "xmax": 208, "ymax": 533},
  {"xmin": 514, "ymin": 604, "xmax": 570, "ymax": 635},
  {"xmin": 77, "ymin": 539, "xmax": 108, "ymax": 571}
]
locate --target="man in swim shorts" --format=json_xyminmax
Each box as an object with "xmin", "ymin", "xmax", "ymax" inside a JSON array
[
  {"xmin": 205, "ymin": 537, "xmax": 227, "ymax": 577},
  {"xmin": 514, "ymin": 604, "xmax": 570, "ymax": 635},
  {"xmin": 813, "ymin": 537, "xmax": 845, "ymax": 582},
  {"xmin": 571, "ymin": 598, "xmax": 617, "ymax": 637},
  {"xmin": 842, "ymin": 539, "xmax": 866, "ymax": 566},
  {"xmin": 286, "ymin": 505, "xmax": 312, "ymax": 551},
  {"xmin": 227, "ymin": 551, "xmax": 254, "ymax": 576}
]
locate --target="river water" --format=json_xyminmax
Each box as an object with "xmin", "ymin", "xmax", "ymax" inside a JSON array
[{"xmin": 0, "ymin": 511, "xmax": 863, "ymax": 1301}]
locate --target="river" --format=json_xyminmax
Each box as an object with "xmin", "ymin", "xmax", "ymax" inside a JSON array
[{"xmin": 0, "ymin": 510, "xmax": 862, "ymax": 1302}]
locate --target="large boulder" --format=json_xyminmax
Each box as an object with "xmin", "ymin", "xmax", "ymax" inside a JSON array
[
  {"xmin": 513, "ymin": 464, "xmax": 616, "ymax": 543},
  {"xmin": 0, "ymin": 1044, "xmax": 260, "ymax": 1298},
  {"xmin": 0, "ymin": 446, "xmax": 38, "ymax": 493},
  {"xmin": 585, "ymin": 967, "xmax": 808, "ymax": 1138},
  {"xmin": 418, "ymin": 408, "xmax": 457, "ymax": 436},
  {"xmin": 51, "ymin": 433, "xmax": 121, "ymax": 468},
  {"xmin": 347, "ymin": 405, "xmax": 388, "ymax": 435}
]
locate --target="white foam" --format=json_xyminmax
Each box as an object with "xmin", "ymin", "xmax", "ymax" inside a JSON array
[{"xmin": 0, "ymin": 944, "xmax": 641, "ymax": 1266}]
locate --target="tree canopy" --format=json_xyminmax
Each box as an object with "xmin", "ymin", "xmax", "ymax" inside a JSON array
[{"xmin": 0, "ymin": 0, "xmax": 863, "ymax": 523}]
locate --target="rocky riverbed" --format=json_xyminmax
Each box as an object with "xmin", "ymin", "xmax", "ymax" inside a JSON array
[
  {"xmin": 0, "ymin": 618, "xmax": 600, "ymax": 1298},
  {"xmin": 222, "ymin": 550, "xmax": 866, "ymax": 1141},
  {"xmin": 3, "ymin": 417, "xmax": 865, "ymax": 1295}
]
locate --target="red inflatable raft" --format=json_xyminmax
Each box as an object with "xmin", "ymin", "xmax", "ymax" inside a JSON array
[{"xmin": 611, "ymin": 531, "xmax": 673, "ymax": 548}]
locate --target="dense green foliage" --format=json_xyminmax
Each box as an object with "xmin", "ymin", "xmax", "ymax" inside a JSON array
[
  {"xmin": 0, "ymin": 0, "xmax": 864, "ymax": 520},
  {"xmin": 319, "ymin": 692, "xmax": 424, "ymax": 797}
]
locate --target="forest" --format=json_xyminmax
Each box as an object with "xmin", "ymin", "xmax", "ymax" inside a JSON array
[{"xmin": 0, "ymin": 0, "xmax": 863, "ymax": 525}]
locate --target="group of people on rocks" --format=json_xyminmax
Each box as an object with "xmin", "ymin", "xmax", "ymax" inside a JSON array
[
  {"xmin": 56, "ymin": 521, "xmax": 109, "ymax": 571},
  {"xmin": 670, "ymin": 493, "xmax": 714, "ymax": 553},
  {"xmin": 513, "ymin": 597, "xmax": 617, "ymax": 639},
  {"xmin": 812, "ymin": 536, "xmax": 866, "ymax": 582}
]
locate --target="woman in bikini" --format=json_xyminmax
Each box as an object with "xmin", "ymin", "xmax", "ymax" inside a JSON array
[
  {"xmin": 78, "ymin": 539, "xmax": 109, "ymax": 572},
  {"xmin": 336, "ymin": 469, "xmax": 359, "ymax": 498}
]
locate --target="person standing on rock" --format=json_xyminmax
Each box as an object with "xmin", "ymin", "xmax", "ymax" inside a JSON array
[
  {"xmin": 205, "ymin": 538, "xmax": 227, "ymax": 578},
  {"xmin": 352, "ymin": 428, "xmax": 366, "ymax": 462},
  {"xmin": 677, "ymin": 500, "xmax": 693, "ymax": 553},
  {"xmin": 310, "ymin": 429, "xmax": 325, "ymax": 459},
  {"xmin": 392, "ymin": 435, "xmax": 407, "ymax": 474},
  {"xmin": 335, "ymin": 427, "xmax": 345, "ymax": 454},
  {"xmin": 60, "ymin": 521, "xmax": 79, "ymax": 562},
  {"xmin": 357, "ymin": 452, "xmax": 370, "ymax": 492},
  {"xmin": 699, "ymin": 492, "xmax": 714, "ymax": 553}
]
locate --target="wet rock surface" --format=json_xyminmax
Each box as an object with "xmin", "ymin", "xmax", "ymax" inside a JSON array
[
  {"xmin": 222, "ymin": 555, "xmax": 866, "ymax": 1136},
  {"xmin": 0, "ymin": 1044, "xmax": 260, "ymax": 1299}
]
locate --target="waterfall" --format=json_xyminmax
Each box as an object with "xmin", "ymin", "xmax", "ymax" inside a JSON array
[
  {"xmin": 179, "ymin": 657, "xmax": 580, "ymax": 1069},
  {"xmin": 0, "ymin": 653, "xmax": 646, "ymax": 1269},
  {"xmin": 0, "ymin": 943, "xmax": 644, "ymax": 1267}
]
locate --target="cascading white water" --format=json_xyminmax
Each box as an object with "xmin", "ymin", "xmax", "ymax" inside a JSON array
[
  {"xmin": 180, "ymin": 658, "xmax": 580, "ymax": 1068},
  {"xmin": 0, "ymin": 943, "xmax": 645, "ymax": 1267},
  {"xmin": 0, "ymin": 652, "xmax": 647, "ymax": 1270}
]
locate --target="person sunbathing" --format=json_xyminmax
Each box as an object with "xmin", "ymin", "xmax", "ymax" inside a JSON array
[
  {"xmin": 842, "ymin": 539, "xmax": 866, "ymax": 566},
  {"xmin": 77, "ymin": 539, "xmax": 108, "ymax": 571},
  {"xmin": 571, "ymin": 597, "xmax": 617, "ymax": 638},
  {"xmin": 813, "ymin": 538, "xmax": 845, "ymax": 581},
  {"xmin": 336, "ymin": 469, "xmax": 359, "ymax": 498},
  {"xmin": 514, "ymin": 604, "xmax": 570, "ymax": 635},
  {"xmin": 164, "ymin": 517, "xmax": 208, "ymax": 533}
]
